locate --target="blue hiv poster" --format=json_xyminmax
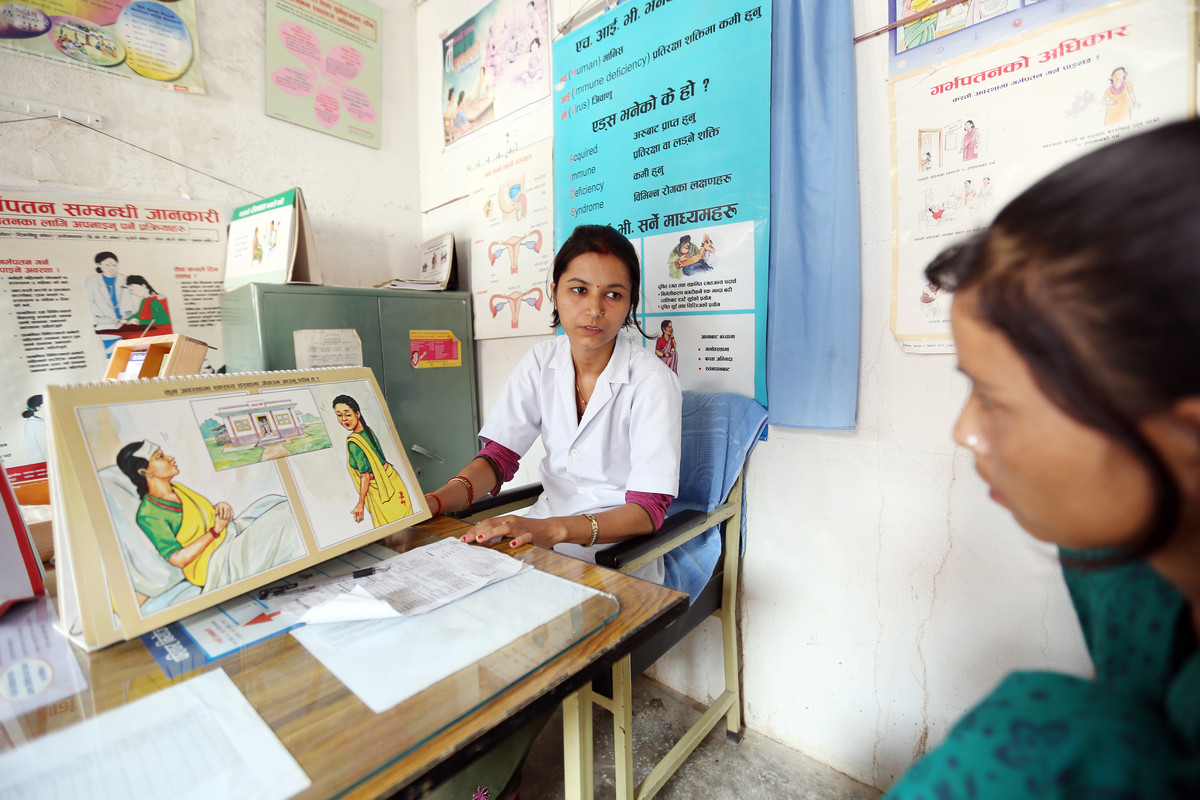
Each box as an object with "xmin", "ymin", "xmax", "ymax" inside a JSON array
[{"xmin": 553, "ymin": 0, "xmax": 771, "ymax": 403}]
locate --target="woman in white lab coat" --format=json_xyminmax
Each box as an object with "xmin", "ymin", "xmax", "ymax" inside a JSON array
[
  {"xmin": 424, "ymin": 224, "xmax": 683, "ymax": 584},
  {"xmin": 419, "ymin": 224, "xmax": 682, "ymax": 800}
]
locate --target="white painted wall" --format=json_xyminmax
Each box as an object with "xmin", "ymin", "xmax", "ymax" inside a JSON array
[
  {"xmin": 2, "ymin": 0, "xmax": 1100, "ymax": 792},
  {"xmin": 0, "ymin": 0, "xmax": 421, "ymax": 289}
]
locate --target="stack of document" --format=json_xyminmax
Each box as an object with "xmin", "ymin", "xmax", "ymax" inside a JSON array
[{"xmin": 270, "ymin": 537, "xmax": 529, "ymax": 623}]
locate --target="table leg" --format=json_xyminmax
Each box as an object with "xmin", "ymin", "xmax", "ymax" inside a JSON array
[
  {"xmin": 611, "ymin": 655, "xmax": 635, "ymax": 800},
  {"xmin": 562, "ymin": 685, "xmax": 595, "ymax": 800}
]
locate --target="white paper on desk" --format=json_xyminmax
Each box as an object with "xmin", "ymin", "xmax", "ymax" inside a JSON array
[
  {"xmin": 298, "ymin": 585, "xmax": 397, "ymax": 623},
  {"xmin": 292, "ymin": 569, "xmax": 601, "ymax": 713},
  {"xmin": 0, "ymin": 669, "xmax": 309, "ymax": 800},
  {"xmin": 280, "ymin": 537, "xmax": 529, "ymax": 624},
  {"xmin": 0, "ymin": 597, "xmax": 87, "ymax": 719}
]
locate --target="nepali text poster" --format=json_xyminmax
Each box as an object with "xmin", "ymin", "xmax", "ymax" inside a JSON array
[
  {"xmin": 0, "ymin": 0, "xmax": 204, "ymax": 92},
  {"xmin": 266, "ymin": 0, "xmax": 383, "ymax": 149},
  {"xmin": 441, "ymin": 0, "xmax": 551, "ymax": 147},
  {"xmin": 469, "ymin": 137, "xmax": 554, "ymax": 339},
  {"xmin": 552, "ymin": 0, "xmax": 771, "ymax": 403},
  {"xmin": 889, "ymin": 0, "xmax": 1195, "ymax": 351},
  {"xmin": 0, "ymin": 190, "xmax": 228, "ymax": 484}
]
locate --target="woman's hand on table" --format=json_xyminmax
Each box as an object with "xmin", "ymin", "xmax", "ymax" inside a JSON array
[{"xmin": 465, "ymin": 514, "xmax": 564, "ymax": 549}]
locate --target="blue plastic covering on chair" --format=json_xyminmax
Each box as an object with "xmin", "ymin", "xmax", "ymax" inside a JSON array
[{"xmin": 661, "ymin": 391, "xmax": 768, "ymax": 601}]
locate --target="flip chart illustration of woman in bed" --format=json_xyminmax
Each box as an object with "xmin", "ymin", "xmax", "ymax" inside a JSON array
[
  {"xmin": 112, "ymin": 440, "xmax": 304, "ymax": 608},
  {"xmin": 333, "ymin": 394, "xmax": 412, "ymax": 527},
  {"xmin": 118, "ymin": 441, "xmax": 230, "ymax": 587}
]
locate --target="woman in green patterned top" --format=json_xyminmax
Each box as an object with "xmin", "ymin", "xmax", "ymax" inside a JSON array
[{"xmin": 886, "ymin": 120, "xmax": 1200, "ymax": 798}]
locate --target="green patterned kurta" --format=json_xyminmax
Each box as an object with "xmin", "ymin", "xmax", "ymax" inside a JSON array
[{"xmin": 886, "ymin": 550, "xmax": 1200, "ymax": 798}]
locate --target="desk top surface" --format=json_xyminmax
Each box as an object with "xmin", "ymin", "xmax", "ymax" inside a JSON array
[{"xmin": 3, "ymin": 518, "xmax": 688, "ymax": 799}]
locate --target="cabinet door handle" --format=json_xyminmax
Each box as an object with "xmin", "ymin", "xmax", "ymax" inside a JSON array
[{"xmin": 410, "ymin": 444, "xmax": 445, "ymax": 463}]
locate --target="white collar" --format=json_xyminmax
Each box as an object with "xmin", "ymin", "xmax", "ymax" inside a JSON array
[{"xmin": 549, "ymin": 331, "xmax": 635, "ymax": 387}]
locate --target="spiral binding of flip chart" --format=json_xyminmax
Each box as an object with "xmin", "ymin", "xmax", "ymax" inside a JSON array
[{"xmin": 63, "ymin": 365, "xmax": 366, "ymax": 391}]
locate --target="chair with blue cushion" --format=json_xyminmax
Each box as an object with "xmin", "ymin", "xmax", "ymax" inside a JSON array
[{"xmin": 459, "ymin": 390, "xmax": 768, "ymax": 800}]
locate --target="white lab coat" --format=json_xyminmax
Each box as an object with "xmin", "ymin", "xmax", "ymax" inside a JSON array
[
  {"xmin": 479, "ymin": 332, "xmax": 682, "ymax": 584},
  {"xmin": 85, "ymin": 272, "xmax": 131, "ymax": 329}
]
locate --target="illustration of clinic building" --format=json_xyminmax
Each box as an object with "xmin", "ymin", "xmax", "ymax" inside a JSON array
[{"xmin": 215, "ymin": 399, "xmax": 304, "ymax": 447}]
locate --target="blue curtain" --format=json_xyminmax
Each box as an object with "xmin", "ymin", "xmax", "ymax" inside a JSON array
[{"xmin": 767, "ymin": 1, "xmax": 861, "ymax": 429}]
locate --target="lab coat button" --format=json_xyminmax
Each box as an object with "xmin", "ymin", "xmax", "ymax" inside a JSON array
[
  {"xmin": 577, "ymin": 486, "xmax": 586, "ymax": 494},
  {"xmin": 570, "ymin": 448, "xmax": 579, "ymax": 457}
]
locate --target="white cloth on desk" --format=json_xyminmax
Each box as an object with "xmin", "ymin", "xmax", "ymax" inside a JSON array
[{"xmin": 479, "ymin": 333, "xmax": 682, "ymax": 584}]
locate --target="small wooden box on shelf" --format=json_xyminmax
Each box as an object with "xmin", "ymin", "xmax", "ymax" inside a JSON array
[{"xmin": 102, "ymin": 334, "xmax": 210, "ymax": 381}]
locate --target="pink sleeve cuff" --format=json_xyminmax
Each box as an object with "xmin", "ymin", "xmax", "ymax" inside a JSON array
[
  {"xmin": 477, "ymin": 438, "xmax": 521, "ymax": 495},
  {"xmin": 626, "ymin": 490, "xmax": 672, "ymax": 531}
]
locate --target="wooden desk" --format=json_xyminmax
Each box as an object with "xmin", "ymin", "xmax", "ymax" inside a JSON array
[{"xmin": 6, "ymin": 518, "xmax": 687, "ymax": 800}]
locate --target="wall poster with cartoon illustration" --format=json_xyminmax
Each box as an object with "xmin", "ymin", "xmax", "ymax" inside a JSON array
[
  {"xmin": 0, "ymin": 0, "xmax": 205, "ymax": 92},
  {"xmin": 47, "ymin": 366, "xmax": 428, "ymax": 648},
  {"xmin": 0, "ymin": 189, "xmax": 229, "ymax": 489},
  {"xmin": 891, "ymin": 0, "xmax": 1025, "ymax": 61},
  {"xmin": 469, "ymin": 137, "xmax": 554, "ymax": 339},
  {"xmin": 266, "ymin": 0, "xmax": 382, "ymax": 148},
  {"xmin": 552, "ymin": 0, "xmax": 771, "ymax": 403},
  {"xmin": 441, "ymin": 0, "xmax": 551, "ymax": 147},
  {"xmin": 888, "ymin": 0, "xmax": 1195, "ymax": 352}
]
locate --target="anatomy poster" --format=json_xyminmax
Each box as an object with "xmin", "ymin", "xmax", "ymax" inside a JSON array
[
  {"xmin": 0, "ymin": 0, "xmax": 205, "ymax": 92},
  {"xmin": 0, "ymin": 189, "xmax": 228, "ymax": 485},
  {"xmin": 469, "ymin": 137, "xmax": 554, "ymax": 340},
  {"xmin": 440, "ymin": 0, "xmax": 551, "ymax": 147},
  {"xmin": 552, "ymin": 0, "xmax": 771, "ymax": 402},
  {"xmin": 889, "ymin": 0, "xmax": 1194, "ymax": 351},
  {"xmin": 266, "ymin": 0, "xmax": 382, "ymax": 148}
]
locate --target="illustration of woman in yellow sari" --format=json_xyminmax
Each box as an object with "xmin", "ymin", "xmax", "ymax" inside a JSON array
[
  {"xmin": 117, "ymin": 440, "xmax": 230, "ymax": 587},
  {"xmin": 333, "ymin": 394, "xmax": 412, "ymax": 527}
]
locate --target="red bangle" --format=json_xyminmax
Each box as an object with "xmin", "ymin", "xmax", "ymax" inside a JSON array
[
  {"xmin": 424, "ymin": 493, "xmax": 443, "ymax": 517},
  {"xmin": 448, "ymin": 475, "xmax": 474, "ymax": 507}
]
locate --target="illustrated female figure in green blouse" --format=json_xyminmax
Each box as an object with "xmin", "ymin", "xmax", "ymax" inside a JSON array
[
  {"xmin": 117, "ymin": 440, "xmax": 230, "ymax": 587},
  {"xmin": 332, "ymin": 394, "xmax": 411, "ymax": 527},
  {"xmin": 884, "ymin": 120, "xmax": 1200, "ymax": 798},
  {"xmin": 124, "ymin": 275, "xmax": 172, "ymax": 334}
]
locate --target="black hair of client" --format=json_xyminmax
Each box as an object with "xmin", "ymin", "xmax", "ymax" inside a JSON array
[
  {"xmin": 126, "ymin": 275, "xmax": 159, "ymax": 294},
  {"xmin": 22, "ymin": 395, "xmax": 42, "ymax": 418},
  {"xmin": 550, "ymin": 224, "xmax": 649, "ymax": 337},
  {"xmin": 117, "ymin": 441, "xmax": 151, "ymax": 498},
  {"xmin": 925, "ymin": 118, "xmax": 1200, "ymax": 560}
]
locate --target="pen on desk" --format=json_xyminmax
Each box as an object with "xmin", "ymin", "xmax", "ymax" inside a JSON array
[{"xmin": 257, "ymin": 565, "xmax": 389, "ymax": 601}]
